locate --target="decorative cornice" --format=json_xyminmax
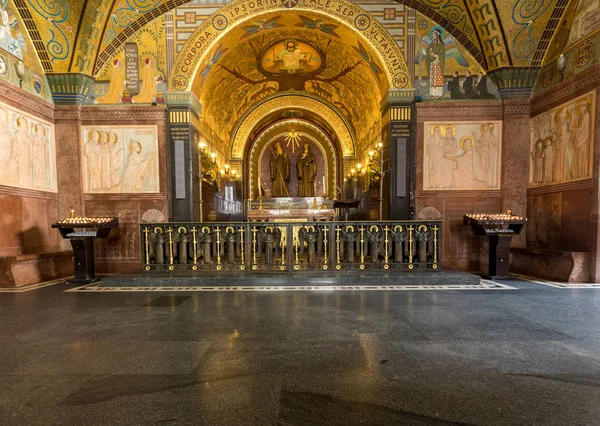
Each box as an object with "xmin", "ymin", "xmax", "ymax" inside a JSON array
[
  {"xmin": 0, "ymin": 78, "xmax": 54, "ymax": 121},
  {"xmin": 502, "ymin": 99, "xmax": 530, "ymax": 116},
  {"xmin": 415, "ymin": 100, "xmax": 503, "ymax": 120},
  {"xmin": 80, "ymin": 106, "xmax": 167, "ymax": 122},
  {"xmin": 166, "ymin": 91, "xmax": 202, "ymax": 115},
  {"xmin": 54, "ymin": 106, "xmax": 82, "ymax": 121},
  {"xmin": 527, "ymin": 179, "xmax": 592, "ymax": 196},
  {"xmin": 0, "ymin": 184, "xmax": 59, "ymax": 199},
  {"xmin": 531, "ymin": 62, "xmax": 600, "ymax": 117}
]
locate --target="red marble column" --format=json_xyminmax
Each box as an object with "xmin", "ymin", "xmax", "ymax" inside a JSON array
[
  {"xmin": 590, "ymin": 89, "xmax": 600, "ymax": 281},
  {"xmin": 54, "ymin": 106, "xmax": 84, "ymax": 250},
  {"xmin": 501, "ymin": 100, "xmax": 530, "ymax": 248}
]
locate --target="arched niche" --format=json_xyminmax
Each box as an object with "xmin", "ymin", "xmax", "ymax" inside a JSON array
[
  {"xmin": 231, "ymin": 94, "xmax": 355, "ymax": 160},
  {"xmin": 247, "ymin": 118, "xmax": 340, "ymax": 199}
]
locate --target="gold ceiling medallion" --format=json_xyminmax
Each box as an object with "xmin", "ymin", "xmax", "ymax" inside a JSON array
[{"xmin": 284, "ymin": 128, "xmax": 302, "ymax": 153}]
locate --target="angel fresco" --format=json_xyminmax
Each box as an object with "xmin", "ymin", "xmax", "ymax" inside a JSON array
[
  {"xmin": 198, "ymin": 45, "xmax": 228, "ymax": 80},
  {"xmin": 0, "ymin": 0, "xmax": 25, "ymax": 60},
  {"xmin": 416, "ymin": 26, "xmax": 468, "ymax": 99},
  {"xmin": 241, "ymin": 17, "xmax": 283, "ymax": 39}
]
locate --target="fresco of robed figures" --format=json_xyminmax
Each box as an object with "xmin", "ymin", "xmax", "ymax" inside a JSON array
[
  {"xmin": 80, "ymin": 125, "xmax": 159, "ymax": 194},
  {"xmin": 0, "ymin": 100, "xmax": 57, "ymax": 192},
  {"xmin": 529, "ymin": 90, "xmax": 596, "ymax": 187},
  {"xmin": 424, "ymin": 121, "xmax": 502, "ymax": 191}
]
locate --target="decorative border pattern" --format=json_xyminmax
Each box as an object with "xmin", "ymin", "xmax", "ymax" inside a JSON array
[
  {"xmin": 0, "ymin": 277, "xmax": 69, "ymax": 293},
  {"xmin": 65, "ymin": 281, "xmax": 517, "ymax": 292},
  {"xmin": 415, "ymin": 101, "xmax": 503, "ymax": 120},
  {"xmin": 0, "ymin": 79, "xmax": 54, "ymax": 121},
  {"xmin": 80, "ymin": 107, "xmax": 167, "ymax": 122}
]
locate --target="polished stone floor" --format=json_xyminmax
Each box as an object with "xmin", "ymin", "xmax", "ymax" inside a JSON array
[{"xmin": 1, "ymin": 279, "xmax": 600, "ymax": 425}]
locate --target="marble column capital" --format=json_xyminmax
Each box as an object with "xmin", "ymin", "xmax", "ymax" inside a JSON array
[
  {"xmin": 488, "ymin": 67, "xmax": 539, "ymax": 101},
  {"xmin": 46, "ymin": 73, "xmax": 95, "ymax": 106}
]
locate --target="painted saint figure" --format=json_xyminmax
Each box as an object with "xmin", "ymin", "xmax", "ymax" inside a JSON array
[
  {"xmin": 570, "ymin": 99, "xmax": 591, "ymax": 179},
  {"xmin": 297, "ymin": 143, "xmax": 317, "ymax": 197},
  {"xmin": 276, "ymin": 40, "xmax": 308, "ymax": 72},
  {"xmin": 423, "ymin": 28, "xmax": 445, "ymax": 99},
  {"xmin": 463, "ymin": 70, "xmax": 478, "ymax": 99},
  {"xmin": 448, "ymin": 71, "xmax": 466, "ymax": 99},
  {"xmin": 269, "ymin": 142, "xmax": 290, "ymax": 197},
  {"xmin": 132, "ymin": 58, "xmax": 162, "ymax": 103},
  {"xmin": 96, "ymin": 59, "xmax": 124, "ymax": 104}
]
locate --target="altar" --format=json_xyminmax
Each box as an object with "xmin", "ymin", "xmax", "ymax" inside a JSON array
[{"xmin": 247, "ymin": 197, "xmax": 335, "ymax": 222}]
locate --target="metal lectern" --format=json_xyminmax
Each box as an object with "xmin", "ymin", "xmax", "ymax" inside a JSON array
[{"xmin": 52, "ymin": 214, "xmax": 118, "ymax": 284}]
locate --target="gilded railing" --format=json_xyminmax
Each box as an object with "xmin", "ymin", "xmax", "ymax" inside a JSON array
[{"xmin": 140, "ymin": 221, "xmax": 442, "ymax": 273}]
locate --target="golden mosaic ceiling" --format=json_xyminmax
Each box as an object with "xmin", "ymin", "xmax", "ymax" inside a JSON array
[
  {"xmin": 192, "ymin": 11, "xmax": 386, "ymax": 149},
  {"xmin": 7, "ymin": 0, "xmax": 579, "ymax": 77}
]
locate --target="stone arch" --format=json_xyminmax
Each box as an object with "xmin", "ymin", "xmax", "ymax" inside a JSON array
[
  {"xmin": 248, "ymin": 119, "xmax": 339, "ymax": 199},
  {"xmin": 168, "ymin": 0, "xmax": 411, "ymax": 92},
  {"xmin": 231, "ymin": 94, "xmax": 355, "ymax": 160}
]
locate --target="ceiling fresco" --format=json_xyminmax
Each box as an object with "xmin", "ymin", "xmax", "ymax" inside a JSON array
[
  {"xmin": 0, "ymin": 0, "xmax": 43, "ymax": 73},
  {"xmin": 192, "ymin": 11, "xmax": 386, "ymax": 153},
  {"xmin": 535, "ymin": 0, "xmax": 600, "ymax": 94},
  {"xmin": 9, "ymin": 0, "xmax": 583, "ymax": 79}
]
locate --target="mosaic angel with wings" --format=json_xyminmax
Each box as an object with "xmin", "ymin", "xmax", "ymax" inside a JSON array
[{"xmin": 415, "ymin": 26, "xmax": 468, "ymax": 99}]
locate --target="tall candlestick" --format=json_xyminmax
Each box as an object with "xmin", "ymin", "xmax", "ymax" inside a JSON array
[
  {"xmin": 258, "ymin": 177, "xmax": 261, "ymax": 197},
  {"xmin": 322, "ymin": 176, "xmax": 326, "ymax": 195}
]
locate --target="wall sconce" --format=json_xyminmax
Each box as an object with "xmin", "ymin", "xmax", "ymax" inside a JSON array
[
  {"xmin": 231, "ymin": 170, "xmax": 238, "ymax": 179},
  {"xmin": 224, "ymin": 163, "xmax": 230, "ymax": 174},
  {"xmin": 210, "ymin": 152, "xmax": 217, "ymax": 164},
  {"xmin": 350, "ymin": 168, "xmax": 356, "ymax": 177},
  {"xmin": 356, "ymin": 163, "xmax": 363, "ymax": 175},
  {"xmin": 557, "ymin": 54, "xmax": 566, "ymax": 81},
  {"xmin": 198, "ymin": 139, "xmax": 207, "ymax": 152},
  {"xmin": 14, "ymin": 61, "xmax": 25, "ymax": 89},
  {"xmin": 220, "ymin": 168, "xmax": 226, "ymax": 175}
]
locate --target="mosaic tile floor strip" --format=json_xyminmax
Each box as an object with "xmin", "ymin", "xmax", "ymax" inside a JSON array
[
  {"xmin": 516, "ymin": 274, "xmax": 600, "ymax": 289},
  {"xmin": 0, "ymin": 277, "xmax": 70, "ymax": 293},
  {"xmin": 65, "ymin": 280, "xmax": 516, "ymax": 292}
]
